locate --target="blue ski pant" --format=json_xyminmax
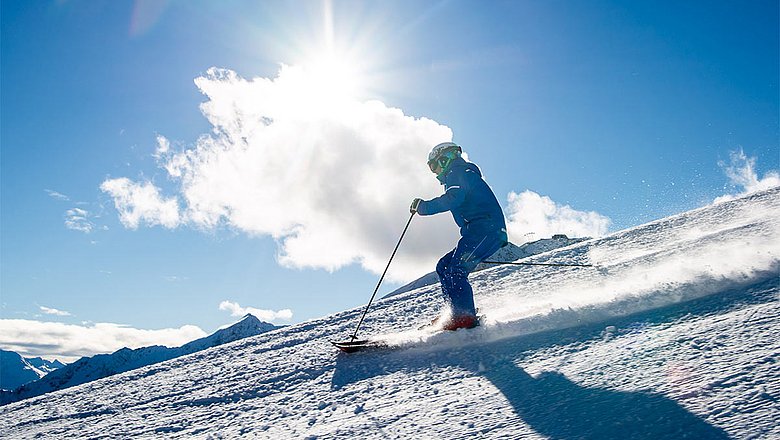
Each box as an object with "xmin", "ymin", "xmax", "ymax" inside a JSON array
[{"xmin": 436, "ymin": 227, "xmax": 507, "ymax": 316}]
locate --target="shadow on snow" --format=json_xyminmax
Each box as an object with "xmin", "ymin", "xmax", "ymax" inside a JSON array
[{"xmin": 479, "ymin": 360, "xmax": 729, "ymax": 439}]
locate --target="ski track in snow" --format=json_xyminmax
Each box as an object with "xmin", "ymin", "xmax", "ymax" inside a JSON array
[{"xmin": 1, "ymin": 188, "xmax": 779, "ymax": 439}]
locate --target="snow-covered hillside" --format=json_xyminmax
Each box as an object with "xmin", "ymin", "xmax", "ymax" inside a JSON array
[{"xmin": 1, "ymin": 188, "xmax": 778, "ymax": 439}]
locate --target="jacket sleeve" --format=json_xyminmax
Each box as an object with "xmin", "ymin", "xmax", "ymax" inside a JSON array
[{"xmin": 417, "ymin": 169, "xmax": 469, "ymax": 216}]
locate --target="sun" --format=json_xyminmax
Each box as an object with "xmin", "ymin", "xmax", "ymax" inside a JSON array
[
  {"xmin": 268, "ymin": 49, "xmax": 367, "ymax": 119},
  {"xmin": 267, "ymin": 0, "xmax": 382, "ymax": 112},
  {"xmin": 302, "ymin": 49, "xmax": 365, "ymax": 102}
]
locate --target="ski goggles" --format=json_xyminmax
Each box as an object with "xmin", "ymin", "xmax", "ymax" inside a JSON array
[
  {"xmin": 428, "ymin": 158, "xmax": 442, "ymax": 174},
  {"xmin": 428, "ymin": 156, "xmax": 448, "ymax": 174}
]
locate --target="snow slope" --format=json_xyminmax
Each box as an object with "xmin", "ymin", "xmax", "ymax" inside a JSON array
[{"xmin": 1, "ymin": 187, "xmax": 778, "ymax": 439}]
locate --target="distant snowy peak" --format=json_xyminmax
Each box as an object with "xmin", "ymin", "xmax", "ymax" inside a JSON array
[
  {"xmin": 0, "ymin": 350, "xmax": 65, "ymax": 391},
  {"xmin": 1, "ymin": 315, "xmax": 280, "ymax": 405},
  {"xmin": 24, "ymin": 357, "xmax": 65, "ymax": 374},
  {"xmin": 1, "ymin": 350, "xmax": 40, "ymax": 391},
  {"xmin": 384, "ymin": 236, "xmax": 588, "ymax": 299},
  {"xmin": 182, "ymin": 314, "xmax": 279, "ymax": 352}
]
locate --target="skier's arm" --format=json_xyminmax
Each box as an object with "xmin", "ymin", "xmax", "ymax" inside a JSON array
[{"xmin": 416, "ymin": 171, "xmax": 468, "ymax": 216}]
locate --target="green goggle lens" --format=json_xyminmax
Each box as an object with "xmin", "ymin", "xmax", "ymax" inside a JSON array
[{"xmin": 428, "ymin": 155, "xmax": 450, "ymax": 174}]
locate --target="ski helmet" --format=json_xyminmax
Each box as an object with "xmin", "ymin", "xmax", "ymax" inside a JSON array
[{"xmin": 427, "ymin": 142, "xmax": 462, "ymax": 176}]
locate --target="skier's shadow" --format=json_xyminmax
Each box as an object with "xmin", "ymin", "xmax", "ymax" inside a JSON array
[
  {"xmin": 328, "ymin": 279, "xmax": 777, "ymax": 439},
  {"xmin": 481, "ymin": 358, "xmax": 730, "ymax": 439}
]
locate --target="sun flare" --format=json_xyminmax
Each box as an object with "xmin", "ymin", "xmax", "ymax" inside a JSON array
[{"xmin": 303, "ymin": 50, "xmax": 364, "ymax": 102}]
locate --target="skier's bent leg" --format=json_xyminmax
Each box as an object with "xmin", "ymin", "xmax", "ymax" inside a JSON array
[
  {"xmin": 436, "ymin": 250, "xmax": 455, "ymax": 303},
  {"xmin": 446, "ymin": 263, "xmax": 477, "ymax": 316},
  {"xmin": 445, "ymin": 232, "xmax": 508, "ymax": 317}
]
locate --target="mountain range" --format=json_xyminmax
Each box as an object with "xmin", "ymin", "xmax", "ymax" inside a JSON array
[{"xmin": 0, "ymin": 314, "xmax": 278, "ymax": 405}]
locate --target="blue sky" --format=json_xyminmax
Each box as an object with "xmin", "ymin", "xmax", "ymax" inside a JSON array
[{"xmin": 1, "ymin": 0, "xmax": 778, "ymax": 360}]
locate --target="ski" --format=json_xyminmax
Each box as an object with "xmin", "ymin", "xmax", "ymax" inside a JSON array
[
  {"xmin": 331, "ymin": 339, "xmax": 390, "ymax": 353},
  {"xmin": 334, "ymin": 313, "xmax": 487, "ymax": 353}
]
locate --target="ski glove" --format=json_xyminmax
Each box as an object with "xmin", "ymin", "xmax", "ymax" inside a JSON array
[{"xmin": 410, "ymin": 198, "xmax": 423, "ymax": 214}]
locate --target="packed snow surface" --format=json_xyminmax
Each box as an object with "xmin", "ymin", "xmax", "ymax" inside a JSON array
[{"xmin": 1, "ymin": 188, "xmax": 778, "ymax": 439}]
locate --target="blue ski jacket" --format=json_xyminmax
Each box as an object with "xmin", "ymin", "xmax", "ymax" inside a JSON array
[{"xmin": 417, "ymin": 157, "xmax": 507, "ymax": 238}]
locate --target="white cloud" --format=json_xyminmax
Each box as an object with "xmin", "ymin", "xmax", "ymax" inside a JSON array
[
  {"xmin": 219, "ymin": 300, "xmax": 293, "ymax": 323},
  {"xmin": 46, "ymin": 190, "xmax": 99, "ymax": 234},
  {"xmin": 39, "ymin": 306, "xmax": 71, "ymax": 317},
  {"xmin": 505, "ymin": 190, "xmax": 611, "ymax": 244},
  {"xmin": 102, "ymin": 65, "xmax": 457, "ymax": 282},
  {"xmin": 154, "ymin": 134, "xmax": 170, "ymax": 158},
  {"xmin": 0, "ymin": 319, "xmax": 207, "ymax": 363},
  {"xmin": 45, "ymin": 189, "xmax": 70, "ymax": 201},
  {"xmin": 100, "ymin": 177, "xmax": 181, "ymax": 229},
  {"xmin": 64, "ymin": 207, "xmax": 95, "ymax": 233},
  {"xmin": 714, "ymin": 149, "xmax": 780, "ymax": 203}
]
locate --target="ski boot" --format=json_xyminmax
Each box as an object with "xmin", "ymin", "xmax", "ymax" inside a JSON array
[
  {"xmin": 419, "ymin": 312, "xmax": 480, "ymax": 331},
  {"xmin": 440, "ymin": 314, "xmax": 480, "ymax": 331}
]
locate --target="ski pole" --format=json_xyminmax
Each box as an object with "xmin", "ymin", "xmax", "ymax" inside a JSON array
[
  {"xmin": 350, "ymin": 211, "xmax": 415, "ymax": 341},
  {"xmin": 482, "ymin": 260, "xmax": 596, "ymax": 268}
]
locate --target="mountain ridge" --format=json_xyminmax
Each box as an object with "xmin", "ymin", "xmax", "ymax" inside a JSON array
[{"xmin": 0, "ymin": 314, "xmax": 279, "ymax": 405}]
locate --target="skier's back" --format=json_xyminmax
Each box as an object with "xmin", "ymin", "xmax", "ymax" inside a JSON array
[{"xmin": 411, "ymin": 142, "xmax": 507, "ymax": 330}]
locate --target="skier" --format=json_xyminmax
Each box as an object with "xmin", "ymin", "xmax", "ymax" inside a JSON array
[{"xmin": 410, "ymin": 142, "xmax": 508, "ymax": 331}]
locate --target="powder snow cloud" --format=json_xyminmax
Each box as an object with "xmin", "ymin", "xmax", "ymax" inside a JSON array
[{"xmin": 714, "ymin": 149, "xmax": 780, "ymax": 204}]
